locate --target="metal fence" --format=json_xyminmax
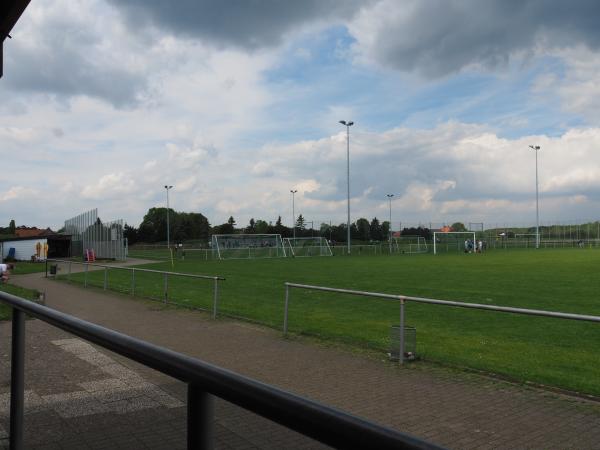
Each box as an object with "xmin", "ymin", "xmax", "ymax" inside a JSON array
[
  {"xmin": 64, "ymin": 209, "xmax": 127, "ymax": 260},
  {"xmin": 283, "ymin": 282, "xmax": 600, "ymax": 364},
  {"xmin": 46, "ymin": 259, "xmax": 225, "ymax": 319},
  {"xmin": 0, "ymin": 291, "xmax": 441, "ymax": 449}
]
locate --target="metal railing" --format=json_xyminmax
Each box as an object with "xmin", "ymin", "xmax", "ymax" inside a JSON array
[
  {"xmin": 46, "ymin": 259, "xmax": 225, "ymax": 319},
  {"xmin": 283, "ymin": 282, "xmax": 600, "ymax": 364},
  {"xmin": 0, "ymin": 291, "xmax": 442, "ymax": 450}
]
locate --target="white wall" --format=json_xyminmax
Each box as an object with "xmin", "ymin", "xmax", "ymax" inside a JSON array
[{"xmin": 1, "ymin": 239, "xmax": 48, "ymax": 261}]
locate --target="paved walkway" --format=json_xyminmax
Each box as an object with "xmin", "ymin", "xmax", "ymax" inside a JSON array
[{"xmin": 1, "ymin": 271, "xmax": 599, "ymax": 449}]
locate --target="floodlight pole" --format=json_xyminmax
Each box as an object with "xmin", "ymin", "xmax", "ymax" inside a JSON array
[
  {"xmin": 387, "ymin": 194, "xmax": 394, "ymax": 253},
  {"xmin": 340, "ymin": 120, "xmax": 354, "ymax": 255},
  {"xmin": 529, "ymin": 145, "xmax": 541, "ymax": 249},
  {"xmin": 290, "ymin": 190, "xmax": 298, "ymax": 240},
  {"xmin": 165, "ymin": 185, "xmax": 173, "ymax": 250}
]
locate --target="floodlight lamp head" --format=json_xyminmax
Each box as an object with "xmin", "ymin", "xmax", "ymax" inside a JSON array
[
  {"xmin": 347, "ymin": 121, "xmax": 354, "ymax": 126},
  {"xmin": 529, "ymin": 145, "xmax": 540, "ymax": 150},
  {"xmin": 290, "ymin": 189, "xmax": 297, "ymax": 194},
  {"xmin": 387, "ymin": 194, "xmax": 394, "ymax": 198},
  {"xmin": 339, "ymin": 120, "xmax": 346, "ymax": 125}
]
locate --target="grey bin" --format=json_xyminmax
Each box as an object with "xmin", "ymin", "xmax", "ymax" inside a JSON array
[
  {"xmin": 49, "ymin": 264, "xmax": 58, "ymax": 275},
  {"xmin": 389, "ymin": 325, "xmax": 417, "ymax": 362}
]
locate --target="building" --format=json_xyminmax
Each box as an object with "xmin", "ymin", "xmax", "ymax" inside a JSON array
[{"xmin": 0, "ymin": 232, "xmax": 71, "ymax": 262}]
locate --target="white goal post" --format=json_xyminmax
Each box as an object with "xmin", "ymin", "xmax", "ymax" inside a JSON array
[
  {"xmin": 433, "ymin": 231, "xmax": 476, "ymax": 255},
  {"xmin": 392, "ymin": 235, "xmax": 428, "ymax": 254},
  {"xmin": 211, "ymin": 234, "xmax": 286, "ymax": 260},
  {"xmin": 283, "ymin": 237, "xmax": 333, "ymax": 257}
]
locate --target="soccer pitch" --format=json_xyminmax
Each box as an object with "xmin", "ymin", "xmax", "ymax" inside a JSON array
[{"xmin": 68, "ymin": 248, "xmax": 600, "ymax": 396}]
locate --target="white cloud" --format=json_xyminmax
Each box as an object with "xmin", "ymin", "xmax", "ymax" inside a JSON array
[
  {"xmin": 81, "ymin": 173, "xmax": 137, "ymax": 200},
  {"xmin": 0, "ymin": 187, "xmax": 39, "ymax": 202},
  {"xmin": 533, "ymin": 46, "xmax": 600, "ymax": 123},
  {"xmin": 3, "ymin": 0, "xmax": 600, "ymax": 232}
]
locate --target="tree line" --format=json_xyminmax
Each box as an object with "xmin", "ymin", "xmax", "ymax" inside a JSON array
[{"xmin": 123, "ymin": 208, "xmax": 434, "ymax": 245}]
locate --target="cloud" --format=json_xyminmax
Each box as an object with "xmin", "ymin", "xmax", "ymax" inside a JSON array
[
  {"xmin": 81, "ymin": 173, "xmax": 137, "ymax": 200},
  {"xmin": 3, "ymin": 0, "xmax": 148, "ymax": 108},
  {"xmin": 105, "ymin": 0, "xmax": 365, "ymax": 50},
  {"xmin": 348, "ymin": 0, "xmax": 600, "ymax": 77},
  {"xmin": 0, "ymin": 187, "xmax": 39, "ymax": 202},
  {"xmin": 532, "ymin": 46, "xmax": 600, "ymax": 122}
]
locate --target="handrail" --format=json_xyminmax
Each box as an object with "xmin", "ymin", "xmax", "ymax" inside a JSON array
[
  {"xmin": 46, "ymin": 258, "xmax": 225, "ymax": 280},
  {"xmin": 46, "ymin": 258, "xmax": 224, "ymax": 318},
  {"xmin": 0, "ymin": 291, "xmax": 443, "ymax": 450},
  {"xmin": 283, "ymin": 282, "xmax": 600, "ymax": 366},
  {"xmin": 284, "ymin": 282, "xmax": 600, "ymax": 322}
]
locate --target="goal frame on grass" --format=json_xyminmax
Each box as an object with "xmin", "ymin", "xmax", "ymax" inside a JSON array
[
  {"xmin": 391, "ymin": 235, "xmax": 428, "ymax": 254},
  {"xmin": 211, "ymin": 234, "xmax": 286, "ymax": 260},
  {"xmin": 433, "ymin": 231, "xmax": 476, "ymax": 255},
  {"xmin": 283, "ymin": 237, "xmax": 333, "ymax": 257}
]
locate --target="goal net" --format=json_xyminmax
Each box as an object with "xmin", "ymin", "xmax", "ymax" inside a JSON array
[
  {"xmin": 284, "ymin": 237, "xmax": 333, "ymax": 257},
  {"xmin": 211, "ymin": 234, "xmax": 286, "ymax": 260},
  {"xmin": 391, "ymin": 236, "xmax": 428, "ymax": 254},
  {"xmin": 433, "ymin": 231, "xmax": 476, "ymax": 254}
]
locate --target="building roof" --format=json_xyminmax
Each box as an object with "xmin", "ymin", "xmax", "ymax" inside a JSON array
[
  {"xmin": 14, "ymin": 226, "xmax": 56, "ymax": 238},
  {"xmin": 0, "ymin": 0, "xmax": 31, "ymax": 78},
  {"xmin": 0, "ymin": 233, "xmax": 70, "ymax": 243}
]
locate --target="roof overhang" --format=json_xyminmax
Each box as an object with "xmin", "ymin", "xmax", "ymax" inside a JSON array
[{"xmin": 0, "ymin": 0, "xmax": 31, "ymax": 78}]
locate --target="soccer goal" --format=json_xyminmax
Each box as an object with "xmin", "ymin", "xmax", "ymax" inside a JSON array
[
  {"xmin": 391, "ymin": 236, "xmax": 428, "ymax": 254},
  {"xmin": 284, "ymin": 237, "xmax": 333, "ymax": 257},
  {"xmin": 211, "ymin": 234, "xmax": 286, "ymax": 260},
  {"xmin": 433, "ymin": 231, "xmax": 476, "ymax": 254}
]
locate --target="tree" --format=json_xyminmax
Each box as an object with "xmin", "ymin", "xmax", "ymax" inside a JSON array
[
  {"xmin": 227, "ymin": 216, "xmax": 236, "ymax": 227},
  {"xmin": 370, "ymin": 217, "xmax": 383, "ymax": 241},
  {"xmin": 8, "ymin": 220, "xmax": 15, "ymax": 234},
  {"xmin": 246, "ymin": 218, "xmax": 256, "ymax": 234},
  {"xmin": 124, "ymin": 223, "xmax": 139, "ymax": 245},
  {"xmin": 274, "ymin": 216, "xmax": 290, "ymax": 237},
  {"xmin": 296, "ymin": 214, "xmax": 306, "ymax": 230},
  {"xmin": 330, "ymin": 223, "xmax": 347, "ymax": 242},
  {"xmin": 355, "ymin": 218, "xmax": 370, "ymax": 241},
  {"xmin": 320, "ymin": 222, "xmax": 332, "ymax": 240},
  {"xmin": 137, "ymin": 208, "xmax": 209, "ymax": 243},
  {"xmin": 381, "ymin": 221, "xmax": 390, "ymax": 240},
  {"xmin": 255, "ymin": 220, "xmax": 270, "ymax": 234},
  {"xmin": 451, "ymin": 222, "xmax": 467, "ymax": 232},
  {"xmin": 138, "ymin": 207, "xmax": 168, "ymax": 242},
  {"xmin": 401, "ymin": 227, "xmax": 432, "ymax": 240},
  {"xmin": 350, "ymin": 223, "xmax": 359, "ymax": 240},
  {"xmin": 172, "ymin": 212, "xmax": 210, "ymax": 242}
]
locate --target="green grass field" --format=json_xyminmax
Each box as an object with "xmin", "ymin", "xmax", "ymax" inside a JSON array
[{"xmin": 61, "ymin": 248, "xmax": 600, "ymax": 396}]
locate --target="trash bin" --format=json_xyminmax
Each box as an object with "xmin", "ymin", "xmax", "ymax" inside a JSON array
[
  {"xmin": 49, "ymin": 264, "xmax": 57, "ymax": 275},
  {"xmin": 389, "ymin": 325, "xmax": 416, "ymax": 361}
]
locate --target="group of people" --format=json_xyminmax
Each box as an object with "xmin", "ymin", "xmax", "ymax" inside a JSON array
[
  {"xmin": 0, "ymin": 263, "xmax": 15, "ymax": 283},
  {"xmin": 464, "ymin": 239, "xmax": 484, "ymax": 253}
]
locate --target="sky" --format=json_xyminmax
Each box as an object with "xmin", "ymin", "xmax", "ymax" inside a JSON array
[{"xmin": 2, "ymin": 0, "xmax": 600, "ymax": 231}]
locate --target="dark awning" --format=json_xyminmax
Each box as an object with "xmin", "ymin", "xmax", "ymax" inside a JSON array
[{"xmin": 0, "ymin": 0, "xmax": 31, "ymax": 78}]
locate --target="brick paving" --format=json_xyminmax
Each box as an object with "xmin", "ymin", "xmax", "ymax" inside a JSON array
[{"xmin": 0, "ymin": 269, "xmax": 598, "ymax": 449}]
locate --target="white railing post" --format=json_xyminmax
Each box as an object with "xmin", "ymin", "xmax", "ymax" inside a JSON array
[
  {"xmin": 164, "ymin": 273, "xmax": 168, "ymax": 304},
  {"xmin": 213, "ymin": 278, "xmax": 219, "ymax": 319},
  {"xmin": 283, "ymin": 283, "xmax": 290, "ymax": 335},
  {"xmin": 399, "ymin": 299, "xmax": 405, "ymax": 365}
]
